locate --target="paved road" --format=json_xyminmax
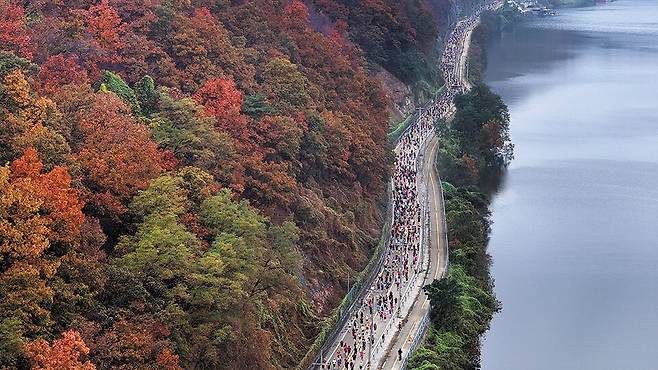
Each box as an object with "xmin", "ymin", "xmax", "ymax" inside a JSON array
[
  {"xmin": 379, "ymin": 135, "xmax": 446, "ymax": 369},
  {"xmin": 379, "ymin": 3, "xmax": 505, "ymax": 369},
  {"xmin": 314, "ymin": 2, "xmax": 502, "ymax": 369}
]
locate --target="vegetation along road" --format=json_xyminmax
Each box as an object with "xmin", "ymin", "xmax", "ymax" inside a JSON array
[{"xmin": 314, "ymin": 1, "xmax": 503, "ymax": 369}]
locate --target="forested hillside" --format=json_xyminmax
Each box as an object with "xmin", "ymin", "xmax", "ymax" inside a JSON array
[{"xmin": 0, "ymin": 0, "xmax": 446, "ymax": 368}]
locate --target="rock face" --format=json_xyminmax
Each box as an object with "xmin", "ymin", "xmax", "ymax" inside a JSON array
[{"xmin": 377, "ymin": 67, "xmax": 416, "ymax": 121}]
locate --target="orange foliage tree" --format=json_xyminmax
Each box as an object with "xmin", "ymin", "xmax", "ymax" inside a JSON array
[
  {"xmin": 0, "ymin": 69, "xmax": 71, "ymax": 166},
  {"xmin": 24, "ymin": 330, "xmax": 96, "ymax": 370},
  {"xmin": 75, "ymin": 92, "xmax": 163, "ymax": 219},
  {"xmin": 0, "ymin": 149, "xmax": 84, "ymax": 356}
]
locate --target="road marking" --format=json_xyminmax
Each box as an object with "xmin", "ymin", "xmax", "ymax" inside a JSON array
[
  {"xmin": 316, "ymin": 1, "xmax": 502, "ymax": 363},
  {"xmin": 427, "ymin": 139, "xmax": 444, "ymax": 279}
]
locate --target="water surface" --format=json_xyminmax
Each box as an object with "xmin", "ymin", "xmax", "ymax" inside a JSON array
[{"xmin": 481, "ymin": 1, "xmax": 658, "ymax": 369}]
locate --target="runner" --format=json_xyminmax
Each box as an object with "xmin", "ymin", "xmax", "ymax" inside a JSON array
[{"xmin": 320, "ymin": 2, "xmax": 501, "ymax": 367}]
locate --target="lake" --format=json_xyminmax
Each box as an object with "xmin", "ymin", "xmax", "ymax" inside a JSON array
[{"xmin": 481, "ymin": 1, "xmax": 658, "ymax": 369}]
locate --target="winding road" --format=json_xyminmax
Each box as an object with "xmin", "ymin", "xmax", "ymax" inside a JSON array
[{"xmin": 313, "ymin": 2, "xmax": 502, "ymax": 369}]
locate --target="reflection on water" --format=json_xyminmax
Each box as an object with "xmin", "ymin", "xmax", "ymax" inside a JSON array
[{"xmin": 481, "ymin": 1, "xmax": 658, "ymax": 369}]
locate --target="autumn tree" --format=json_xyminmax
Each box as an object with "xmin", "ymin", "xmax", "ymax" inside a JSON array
[
  {"xmin": 149, "ymin": 92, "xmax": 238, "ymax": 189},
  {"xmin": 37, "ymin": 54, "xmax": 90, "ymax": 95},
  {"xmin": 80, "ymin": 318, "xmax": 182, "ymax": 370},
  {"xmin": 75, "ymin": 92, "xmax": 162, "ymax": 219},
  {"xmin": 0, "ymin": 69, "xmax": 71, "ymax": 166},
  {"xmin": 24, "ymin": 330, "xmax": 96, "ymax": 370},
  {"xmin": 0, "ymin": 149, "xmax": 84, "ymax": 366},
  {"xmin": 193, "ymin": 78, "xmax": 242, "ymax": 124},
  {"xmin": 84, "ymin": 0, "xmax": 124, "ymax": 52},
  {"xmin": 0, "ymin": 1, "xmax": 34, "ymax": 59}
]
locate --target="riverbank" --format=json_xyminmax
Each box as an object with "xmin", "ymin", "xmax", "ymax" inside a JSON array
[{"xmin": 407, "ymin": 7, "xmax": 514, "ymax": 362}]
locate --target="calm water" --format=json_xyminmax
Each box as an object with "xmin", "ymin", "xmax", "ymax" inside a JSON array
[{"xmin": 481, "ymin": 1, "xmax": 658, "ymax": 369}]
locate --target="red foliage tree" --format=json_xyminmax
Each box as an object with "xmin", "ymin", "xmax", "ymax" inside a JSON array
[
  {"xmin": 84, "ymin": 0, "xmax": 124, "ymax": 51},
  {"xmin": 76, "ymin": 93, "xmax": 163, "ymax": 218},
  {"xmin": 192, "ymin": 77, "xmax": 251, "ymax": 143},
  {"xmin": 83, "ymin": 318, "xmax": 182, "ymax": 370},
  {"xmin": 0, "ymin": 0, "xmax": 34, "ymax": 59},
  {"xmin": 283, "ymin": 1, "xmax": 310, "ymax": 31},
  {"xmin": 193, "ymin": 78, "xmax": 243, "ymax": 121},
  {"xmin": 37, "ymin": 54, "xmax": 90, "ymax": 95},
  {"xmin": 24, "ymin": 330, "xmax": 96, "ymax": 370}
]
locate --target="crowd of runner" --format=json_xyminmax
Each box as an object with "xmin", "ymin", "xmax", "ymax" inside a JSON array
[{"xmin": 319, "ymin": 2, "xmax": 501, "ymax": 369}]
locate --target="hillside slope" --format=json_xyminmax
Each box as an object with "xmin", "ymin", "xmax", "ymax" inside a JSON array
[{"xmin": 0, "ymin": 0, "xmax": 455, "ymax": 368}]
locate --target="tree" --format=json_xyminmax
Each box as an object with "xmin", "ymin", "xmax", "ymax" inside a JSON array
[
  {"xmin": 192, "ymin": 78, "xmax": 243, "ymax": 125},
  {"xmin": 262, "ymin": 58, "xmax": 310, "ymax": 115},
  {"xmin": 185, "ymin": 8, "xmax": 255, "ymax": 90},
  {"xmin": 133, "ymin": 75, "xmax": 159, "ymax": 116},
  {"xmin": 100, "ymin": 71, "xmax": 141, "ymax": 115},
  {"xmin": 0, "ymin": 69, "xmax": 71, "ymax": 166},
  {"xmin": 424, "ymin": 275, "xmax": 462, "ymax": 330},
  {"xmin": 0, "ymin": 149, "xmax": 84, "ymax": 365},
  {"xmin": 24, "ymin": 330, "xmax": 96, "ymax": 370},
  {"xmin": 0, "ymin": 1, "xmax": 34, "ymax": 60},
  {"xmin": 256, "ymin": 115, "xmax": 303, "ymax": 162},
  {"xmin": 283, "ymin": 1, "xmax": 310, "ymax": 32},
  {"xmin": 149, "ymin": 92, "xmax": 238, "ymax": 189},
  {"xmin": 0, "ymin": 51, "xmax": 37, "ymax": 79},
  {"xmin": 0, "ymin": 318, "xmax": 25, "ymax": 367},
  {"xmin": 81, "ymin": 318, "xmax": 182, "ymax": 370},
  {"xmin": 37, "ymin": 54, "xmax": 90, "ymax": 95},
  {"xmin": 110, "ymin": 176, "xmax": 301, "ymax": 368},
  {"xmin": 241, "ymin": 93, "xmax": 275, "ymax": 119},
  {"xmin": 84, "ymin": 0, "xmax": 124, "ymax": 51},
  {"xmin": 200, "ymin": 189, "xmax": 301, "ymax": 298},
  {"xmin": 112, "ymin": 176, "xmax": 235, "ymax": 368},
  {"xmin": 75, "ymin": 92, "xmax": 162, "ymax": 219}
]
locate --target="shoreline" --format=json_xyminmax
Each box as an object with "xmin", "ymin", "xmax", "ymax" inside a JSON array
[{"xmin": 406, "ymin": 3, "xmax": 513, "ymax": 369}]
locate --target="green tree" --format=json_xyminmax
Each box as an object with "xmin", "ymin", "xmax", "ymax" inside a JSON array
[
  {"xmin": 133, "ymin": 75, "xmax": 160, "ymax": 116},
  {"xmin": 262, "ymin": 58, "xmax": 310, "ymax": 115},
  {"xmin": 112, "ymin": 175, "xmax": 300, "ymax": 368},
  {"xmin": 149, "ymin": 93, "xmax": 237, "ymax": 188},
  {"xmin": 241, "ymin": 93, "xmax": 275, "ymax": 118},
  {"xmin": 100, "ymin": 71, "xmax": 141, "ymax": 116},
  {"xmin": 0, "ymin": 51, "xmax": 37, "ymax": 79},
  {"xmin": 200, "ymin": 189, "xmax": 300, "ymax": 297}
]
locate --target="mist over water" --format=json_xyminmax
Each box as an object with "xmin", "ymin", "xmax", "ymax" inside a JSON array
[{"xmin": 481, "ymin": 1, "xmax": 658, "ymax": 369}]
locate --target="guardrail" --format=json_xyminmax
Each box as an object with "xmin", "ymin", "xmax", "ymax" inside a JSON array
[
  {"xmin": 396, "ymin": 2, "xmax": 502, "ymax": 368},
  {"xmin": 303, "ymin": 90, "xmax": 439, "ymax": 370},
  {"xmin": 302, "ymin": 1, "xmax": 502, "ymax": 366},
  {"xmin": 300, "ymin": 179, "xmax": 395, "ymax": 370}
]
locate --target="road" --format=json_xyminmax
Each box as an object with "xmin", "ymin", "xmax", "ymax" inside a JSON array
[
  {"xmin": 379, "ymin": 135, "xmax": 445, "ymax": 369},
  {"xmin": 313, "ymin": 2, "xmax": 502, "ymax": 369}
]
